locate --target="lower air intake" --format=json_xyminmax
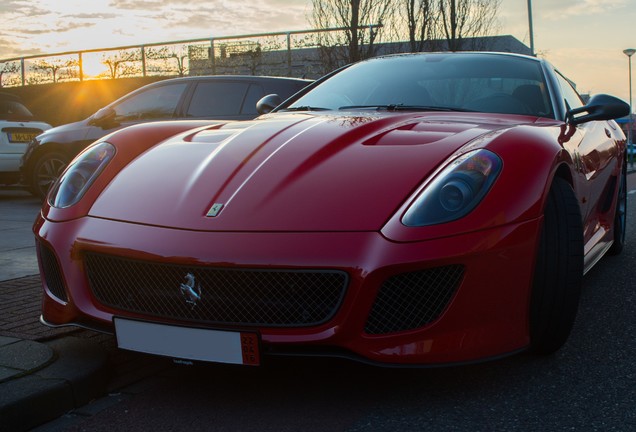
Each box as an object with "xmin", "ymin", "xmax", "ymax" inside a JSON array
[
  {"xmin": 365, "ymin": 265, "xmax": 464, "ymax": 334},
  {"xmin": 38, "ymin": 242, "xmax": 68, "ymax": 302}
]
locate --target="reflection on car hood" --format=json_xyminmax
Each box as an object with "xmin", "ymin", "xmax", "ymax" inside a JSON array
[
  {"xmin": 89, "ymin": 112, "xmax": 528, "ymax": 231},
  {"xmin": 35, "ymin": 119, "xmax": 90, "ymax": 142}
]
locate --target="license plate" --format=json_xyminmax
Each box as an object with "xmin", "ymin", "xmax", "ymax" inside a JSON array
[
  {"xmin": 8, "ymin": 132, "xmax": 37, "ymax": 143},
  {"xmin": 114, "ymin": 317, "xmax": 260, "ymax": 366}
]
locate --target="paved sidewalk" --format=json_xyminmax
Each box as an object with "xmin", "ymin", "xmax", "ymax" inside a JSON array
[
  {"xmin": 0, "ymin": 275, "xmax": 167, "ymax": 431},
  {"xmin": 0, "ymin": 276, "xmax": 107, "ymax": 430}
]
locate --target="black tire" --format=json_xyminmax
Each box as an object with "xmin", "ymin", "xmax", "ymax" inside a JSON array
[
  {"xmin": 529, "ymin": 177, "xmax": 584, "ymax": 354},
  {"xmin": 29, "ymin": 151, "xmax": 69, "ymax": 200},
  {"xmin": 608, "ymin": 156, "xmax": 627, "ymax": 255}
]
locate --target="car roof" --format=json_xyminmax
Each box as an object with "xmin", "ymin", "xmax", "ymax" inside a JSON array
[
  {"xmin": 364, "ymin": 51, "xmax": 543, "ymax": 63},
  {"xmin": 146, "ymin": 75, "xmax": 312, "ymax": 86},
  {"xmin": 0, "ymin": 92, "xmax": 22, "ymax": 102}
]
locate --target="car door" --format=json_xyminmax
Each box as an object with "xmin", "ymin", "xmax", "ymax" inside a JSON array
[{"xmin": 554, "ymin": 71, "xmax": 618, "ymax": 248}]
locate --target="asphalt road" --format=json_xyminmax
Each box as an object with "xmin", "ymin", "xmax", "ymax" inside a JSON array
[{"xmin": 17, "ymin": 171, "xmax": 634, "ymax": 432}]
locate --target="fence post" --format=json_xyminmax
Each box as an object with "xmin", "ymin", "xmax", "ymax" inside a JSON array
[
  {"xmin": 141, "ymin": 46, "xmax": 147, "ymax": 77},
  {"xmin": 210, "ymin": 38, "xmax": 216, "ymax": 75},
  {"xmin": 20, "ymin": 58, "xmax": 25, "ymax": 86},
  {"xmin": 79, "ymin": 52, "xmax": 84, "ymax": 82},
  {"xmin": 286, "ymin": 32, "xmax": 292, "ymax": 77}
]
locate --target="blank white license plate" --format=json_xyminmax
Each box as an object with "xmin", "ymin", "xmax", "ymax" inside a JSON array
[{"xmin": 114, "ymin": 318, "xmax": 260, "ymax": 366}]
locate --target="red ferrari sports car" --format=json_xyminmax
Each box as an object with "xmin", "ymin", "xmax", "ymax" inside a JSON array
[{"xmin": 35, "ymin": 52, "xmax": 629, "ymax": 367}]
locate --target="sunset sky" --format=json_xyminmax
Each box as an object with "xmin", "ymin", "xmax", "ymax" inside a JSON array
[{"xmin": 0, "ymin": 0, "xmax": 634, "ymax": 107}]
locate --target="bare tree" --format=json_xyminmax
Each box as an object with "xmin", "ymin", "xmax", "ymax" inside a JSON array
[
  {"xmin": 437, "ymin": 0, "xmax": 500, "ymax": 52},
  {"xmin": 32, "ymin": 58, "xmax": 78, "ymax": 83},
  {"xmin": 402, "ymin": 0, "xmax": 437, "ymax": 52},
  {"xmin": 310, "ymin": 0, "xmax": 393, "ymax": 71},
  {"xmin": 102, "ymin": 50, "xmax": 141, "ymax": 79},
  {"xmin": 146, "ymin": 46, "xmax": 189, "ymax": 76},
  {"xmin": 0, "ymin": 62, "xmax": 20, "ymax": 87}
]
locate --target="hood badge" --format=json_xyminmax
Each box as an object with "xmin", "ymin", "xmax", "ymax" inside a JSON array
[
  {"xmin": 206, "ymin": 203, "xmax": 224, "ymax": 217},
  {"xmin": 180, "ymin": 273, "xmax": 202, "ymax": 309}
]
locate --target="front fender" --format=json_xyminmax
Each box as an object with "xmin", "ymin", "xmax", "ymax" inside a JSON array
[{"xmin": 382, "ymin": 122, "xmax": 574, "ymax": 243}]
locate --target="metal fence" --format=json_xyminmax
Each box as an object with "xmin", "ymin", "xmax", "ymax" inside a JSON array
[{"xmin": 0, "ymin": 26, "xmax": 381, "ymax": 87}]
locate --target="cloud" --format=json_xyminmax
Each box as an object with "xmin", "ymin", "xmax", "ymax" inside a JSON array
[
  {"xmin": 541, "ymin": 0, "xmax": 627, "ymax": 19},
  {"xmin": 16, "ymin": 21, "xmax": 96, "ymax": 35},
  {"xmin": 108, "ymin": 0, "xmax": 167, "ymax": 10},
  {"xmin": 0, "ymin": 37, "xmax": 41, "ymax": 58},
  {"xmin": 62, "ymin": 12, "xmax": 119, "ymax": 20},
  {"xmin": 167, "ymin": 1, "xmax": 309, "ymax": 35},
  {"xmin": 1, "ymin": 0, "xmax": 311, "ymax": 59}
]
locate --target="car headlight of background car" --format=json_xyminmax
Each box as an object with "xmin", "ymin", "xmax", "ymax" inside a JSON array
[
  {"xmin": 48, "ymin": 142, "xmax": 115, "ymax": 208},
  {"xmin": 402, "ymin": 149, "xmax": 502, "ymax": 227}
]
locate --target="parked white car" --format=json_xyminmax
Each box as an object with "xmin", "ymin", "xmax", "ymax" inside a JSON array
[{"xmin": 0, "ymin": 93, "xmax": 51, "ymax": 185}]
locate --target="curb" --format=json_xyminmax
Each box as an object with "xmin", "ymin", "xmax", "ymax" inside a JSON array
[{"xmin": 0, "ymin": 336, "xmax": 108, "ymax": 432}]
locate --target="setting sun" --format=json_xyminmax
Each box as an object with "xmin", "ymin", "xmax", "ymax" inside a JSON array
[{"xmin": 80, "ymin": 53, "xmax": 108, "ymax": 79}]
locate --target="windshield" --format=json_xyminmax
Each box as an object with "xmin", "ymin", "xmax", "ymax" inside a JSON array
[{"xmin": 286, "ymin": 53, "xmax": 554, "ymax": 118}]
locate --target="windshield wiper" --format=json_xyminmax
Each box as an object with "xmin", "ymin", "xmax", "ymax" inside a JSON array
[
  {"xmin": 339, "ymin": 104, "xmax": 475, "ymax": 112},
  {"xmin": 280, "ymin": 106, "xmax": 331, "ymax": 112}
]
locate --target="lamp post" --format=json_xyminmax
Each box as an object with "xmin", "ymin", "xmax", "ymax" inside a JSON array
[
  {"xmin": 527, "ymin": 0, "xmax": 535, "ymax": 56},
  {"xmin": 624, "ymin": 48, "xmax": 635, "ymax": 166}
]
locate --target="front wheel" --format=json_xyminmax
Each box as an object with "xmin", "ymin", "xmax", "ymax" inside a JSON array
[
  {"xmin": 29, "ymin": 151, "xmax": 68, "ymax": 200},
  {"xmin": 529, "ymin": 177, "xmax": 584, "ymax": 354}
]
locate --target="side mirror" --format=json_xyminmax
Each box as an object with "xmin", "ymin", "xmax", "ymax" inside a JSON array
[
  {"xmin": 256, "ymin": 94, "xmax": 283, "ymax": 115},
  {"xmin": 566, "ymin": 94, "xmax": 630, "ymax": 125},
  {"xmin": 88, "ymin": 107, "xmax": 117, "ymax": 128}
]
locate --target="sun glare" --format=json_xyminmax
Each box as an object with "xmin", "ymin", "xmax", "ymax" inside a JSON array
[{"xmin": 80, "ymin": 54, "xmax": 108, "ymax": 79}]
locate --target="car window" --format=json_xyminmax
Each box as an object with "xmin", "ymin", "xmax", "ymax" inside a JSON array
[
  {"xmin": 555, "ymin": 72, "xmax": 584, "ymax": 111},
  {"xmin": 113, "ymin": 83, "xmax": 187, "ymax": 122},
  {"xmin": 0, "ymin": 99, "xmax": 34, "ymax": 121},
  {"xmin": 242, "ymin": 84, "xmax": 265, "ymax": 115},
  {"xmin": 185, "ymin": 82, "xmax": 250, "ymax": 118}
]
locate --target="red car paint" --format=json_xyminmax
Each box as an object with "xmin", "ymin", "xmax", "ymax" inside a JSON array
[{"xmin": 35, "ymin": 53, "xmax": 628, "ymax": 366}]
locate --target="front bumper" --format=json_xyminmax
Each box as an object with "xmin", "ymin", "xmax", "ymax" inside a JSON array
[
  {"xmin": 35, "ymin": 214, "xmax": 541, "ymax": 366},
  {"xmin": 0, "ymin": 153, "xmax": 22, "ymax": 172}
]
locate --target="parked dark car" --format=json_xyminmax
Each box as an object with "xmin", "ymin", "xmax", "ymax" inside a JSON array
[
  {"xmin": 20, "ymin": 75, "xmax": 311, "ymax": 198},
  {"xmin": 0, "ymin": 93, "xmax": 51, "ymax": 185}
]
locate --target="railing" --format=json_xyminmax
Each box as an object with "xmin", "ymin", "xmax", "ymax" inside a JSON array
[{"xmin": 0, "ymin": 25, "xmax": 382, "ymax": 87}]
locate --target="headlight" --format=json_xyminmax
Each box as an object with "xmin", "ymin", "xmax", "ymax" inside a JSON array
[
  {"xmin": 48, "ymin": 142, "xmax": 115, "ymax": 208},
  {"xmin": 402, "ymin": 149, "xmax": 502, "ymax": 226}
]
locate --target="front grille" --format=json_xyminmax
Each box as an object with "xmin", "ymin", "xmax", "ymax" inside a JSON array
[
  {"xmin": 84, "ymin": 253, "xmax": 348, "ymax": 327},
  {"xmin": 365, "ymin": 265, "xmax": 464, "ymax": 335},
  {"xmin": 38, "ymin": 242, "xmax": 68, "ymax": 302}
]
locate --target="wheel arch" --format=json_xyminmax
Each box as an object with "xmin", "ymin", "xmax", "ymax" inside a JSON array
[{"xmin": 23, "ymin": 142, "xmax": 75, "ymax": 179}]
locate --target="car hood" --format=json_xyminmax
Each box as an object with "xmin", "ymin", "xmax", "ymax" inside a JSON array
[
  {"xmin": 89, "ymin": 112, "xmax": 527, "ymax": 231},
  {"xmin": 36, "ymin": 119, "xmax": 90, "ymax": 142}
]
